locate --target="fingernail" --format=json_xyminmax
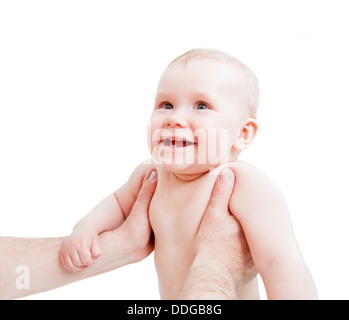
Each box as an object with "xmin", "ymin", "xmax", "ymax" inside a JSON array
[
  {"xmin": 149, "ymin": 170, "xmax": 157, "ymax": 182},
  {"xmin": 219, "ymin": 168, "xmax": 234, "ymax": 181}
]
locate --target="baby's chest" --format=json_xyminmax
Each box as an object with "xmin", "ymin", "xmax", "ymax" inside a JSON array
[{"xmin": 149, "ymin": 174, "xmax": 217, "ymax": 241}]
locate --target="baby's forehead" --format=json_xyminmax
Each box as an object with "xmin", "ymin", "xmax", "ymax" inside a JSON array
[
  {"xmin": 160, "ymin": 58, "xmax": 245, "ymax": 94},
  {"xmin": 170, "ymin": 57, "xmax": 250, "ymax": 90}
]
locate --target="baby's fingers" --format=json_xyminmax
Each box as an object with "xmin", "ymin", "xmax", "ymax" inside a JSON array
[
  {"xmin": 79, "ymin": 244, "xmax": 94, "ymax": 266},
  {"xmin": 91, "ymin": 238, "xmax": 102, "ymax": 259},
  {"xmin": 61, "ymin": 253, "xmax": 82, "ymax": 272},
  {"xmin": 60, "ymin": 253, "xmax": 71, "ymax": 271},
  {"xmin": 68, "ymin": 250, "xmax": 87, "ymax": 270}
]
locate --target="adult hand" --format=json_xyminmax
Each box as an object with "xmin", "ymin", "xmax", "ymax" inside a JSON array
[
  {"xmin": 195, "ymin": 167, "xmax": 256, "ymax": 285},
  {"xmin": 118, "ymin": 170, "xmax": 158, "ymax": 263},
  {"xmin": 180, "ymin": 168, "xmax": 257, "ymax": 299},
  {"xmin": 0, "ymin": 170, "xmax": 158, "ymax": 300}
]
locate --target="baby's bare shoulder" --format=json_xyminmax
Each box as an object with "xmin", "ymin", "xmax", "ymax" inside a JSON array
[{"xmin": 228, "ymin": 160, "xmax": 288, "ymax": 222}]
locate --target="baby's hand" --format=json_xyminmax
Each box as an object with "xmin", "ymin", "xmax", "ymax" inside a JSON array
[{"xmin": 60, "ymin": 225, "xmax": 102, "ymax": 272}]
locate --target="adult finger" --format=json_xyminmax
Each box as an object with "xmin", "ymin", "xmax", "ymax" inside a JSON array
[
  {"xmin": 120, "ymin": 170, "xmax": 157, "ymax": 254},
  {"xmin": 127, "ymin": 170, "xmax": 157, "ymax": 222},
  {"xmin": 206, "ymin": 168, "xmax": 235, "ymax": 216}
]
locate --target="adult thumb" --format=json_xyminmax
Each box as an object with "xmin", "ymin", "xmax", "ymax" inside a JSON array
[
  {"xmin": 207, "ymin": 168, "xmax": 235, "ymax": 215},
  {"xmin": 127, "ymin": 170, "xmax": 157, "ymax": 223}
]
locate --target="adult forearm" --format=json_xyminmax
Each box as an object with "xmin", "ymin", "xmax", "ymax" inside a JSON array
[
  {"xmin": 179, "ymin": 257, "xmax": 238, "ymax": 300},
  {"xmin": 0, "ymin": 230, "xmax": 134, "ymax": 299}
]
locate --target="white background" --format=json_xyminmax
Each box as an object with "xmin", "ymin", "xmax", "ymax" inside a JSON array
[{"xmin": 0, "ymin": 0, "xmax": 348, "ymax": 300}]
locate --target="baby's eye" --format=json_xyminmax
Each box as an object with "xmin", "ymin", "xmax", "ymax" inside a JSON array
[
  {"xmin": 195, "ymin": 103, "xmax": 209, "ymax": 110},
  {"xmin": 162, "ymin": 103, "xmax": 173, "ymax": 110}
]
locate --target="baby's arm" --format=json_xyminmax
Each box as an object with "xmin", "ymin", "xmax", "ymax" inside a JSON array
[
  {"xmin": 61, "ymin": 161, "xmax": 153, "ymax": 271},
  {"xmin": 60, "ymin": 194, "xmax": 124, "ymax": 271},
  {"xmin": 229, "ymin": 161, "xmax": 318, "ymax": 299}
]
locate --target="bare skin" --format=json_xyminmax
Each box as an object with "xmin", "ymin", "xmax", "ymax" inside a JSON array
[{"xmin": 179, "ymin": 168, "xmax": 257, "ymax": 299}]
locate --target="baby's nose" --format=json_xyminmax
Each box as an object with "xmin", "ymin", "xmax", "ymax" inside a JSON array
[{"xmin": 166, "ymin": 109, "xmax": 188, "ymax": 128}]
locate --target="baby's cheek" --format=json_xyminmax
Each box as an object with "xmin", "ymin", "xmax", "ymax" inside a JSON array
[
  {"xmin": 197, "ymin": 129, "xmax": 231, "ymax": 165},
  {"xmin": 146, "ymin": 122, "xmax": 153, "ymax": 151}
]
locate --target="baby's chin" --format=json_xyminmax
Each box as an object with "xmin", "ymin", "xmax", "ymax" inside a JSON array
[{"xmin": 157, "ymin": 161, "xmax": 222, "ymax": 176}]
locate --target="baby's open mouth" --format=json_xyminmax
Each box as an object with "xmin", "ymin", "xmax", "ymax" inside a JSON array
[{"xmin": 163, "ymin": 138, "xmax": 194, "ymax": 148}]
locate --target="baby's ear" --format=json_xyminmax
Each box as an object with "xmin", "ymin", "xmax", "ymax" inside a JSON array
[{"xmin": 233, "ymin": 118, "xmax": 258, "ymax": 151}]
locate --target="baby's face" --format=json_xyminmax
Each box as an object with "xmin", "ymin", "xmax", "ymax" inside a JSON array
[{"xmin": 148, "ymin": 58, "xmax": 251, "ymax": 175}]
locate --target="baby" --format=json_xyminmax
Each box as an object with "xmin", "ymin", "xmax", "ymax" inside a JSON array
[{"xmin": 60, "ymin": 49, "xmax": 317, "ymax": 299}]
